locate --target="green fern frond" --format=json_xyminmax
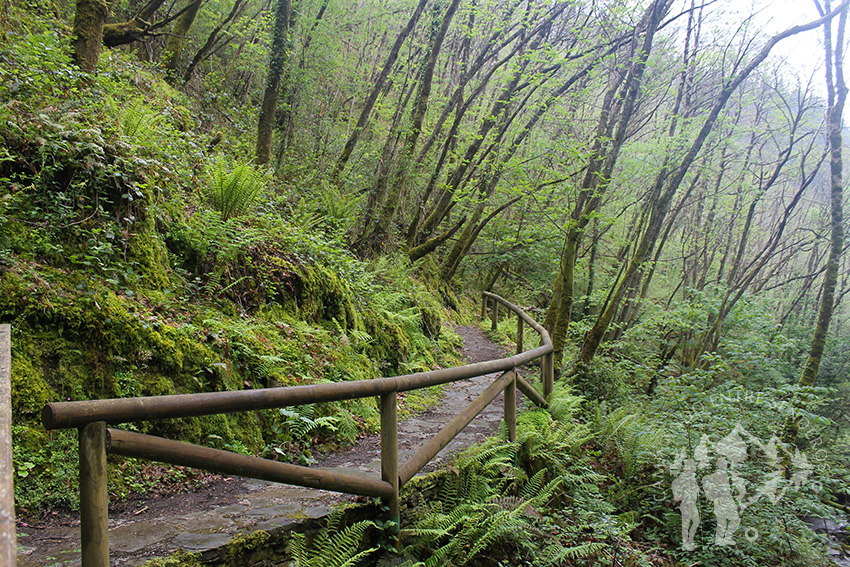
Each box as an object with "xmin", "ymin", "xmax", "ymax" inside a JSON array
[
  {"xmin": 322, "ymin": 520, "xmax": 376, "ymax": 567},
  {"xmin": 542, "ymin": 540, "xmax": 607, "ymax": 563},
  {"xmin": 287, "ymin": 516, "xmax": 377, "ymax": 567},
  {"xmin": 206, "ymin": 155, "xmax": 267, "ymax": 220},
  {"xmin": 118, "ymin": 98, "xmax": 165, "ymax": 138},
  {"xmin": 288, "ymin": 532, "xmax": 309, "ymax": 566}
]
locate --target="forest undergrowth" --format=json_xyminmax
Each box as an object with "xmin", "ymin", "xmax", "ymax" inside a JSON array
[
  {"xmin": 4, "ymin": 0, "xmax": 850, "ymax": 566},
  {"xmin": 0, "ymin": 19, "xmax": 463, "ymax": 515}
]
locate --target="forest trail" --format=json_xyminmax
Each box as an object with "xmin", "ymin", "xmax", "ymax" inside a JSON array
[{"xmin": 18, "ymin": 325, "xmax": 514, "ymax": 566}]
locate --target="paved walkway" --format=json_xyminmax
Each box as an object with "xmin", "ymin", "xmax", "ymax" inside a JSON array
[{"xmin": 18, "ymin": 325, "xmax": 521, "ymax": 566}]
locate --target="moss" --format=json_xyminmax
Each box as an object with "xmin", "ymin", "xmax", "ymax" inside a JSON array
[
  {"xmin": 138, "ymin": 372, "xmax": 177, "ymax": 396},
  {"xmin": 126, "ymin": 221, "xmax": 171, "ymax": 291},
  {"xmin": 362, "ymin": 310, "xmax": 411, "ymax": 372},
  {"xmin": 0, "ymin": 29, "xmax": 469, "ymax": 516},
  {"xmin": 300, "ymin": 264, "xmax": 359, "ymax": 330},
  {"xmin": 224, "ymin": 529, "xmax": 271, "ymax": 557},
  {"xmin": 139, "ymin": 550, "xmax": 201, "ymax": 566},
  {"xmin": 9, "ymin": 342, "xmax": 55, "ymax": 419}
]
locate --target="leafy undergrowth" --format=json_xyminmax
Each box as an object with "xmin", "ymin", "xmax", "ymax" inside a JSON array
[
  {"xmin": 469, "ymin": 323, "xmax": 834, "ymax": 566},
  {"xmin": 1, "ymin": 27, "xmax": 463, "ymax": 514},
  {"xmin": 385, "ymin": 385, "xmax": 678, "ymax": 567}
]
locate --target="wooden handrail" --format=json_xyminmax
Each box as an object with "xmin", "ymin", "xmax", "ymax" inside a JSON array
[
  {"xmin": 42, "ymin": 348, "xmax": 551, "ymax": 429},
  {"xmin": 399, "ymin": 370, "xmax": 515, "ymax": 485},
  {"xmin": 107, "ymin": 428, "xmax": 395, "ymax": 498},
  {"xmin": 40, "ymin": 292, "xmax": 554, "ymax": 566}
]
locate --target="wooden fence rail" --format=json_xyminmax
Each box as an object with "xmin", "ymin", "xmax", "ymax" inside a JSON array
[{"xmin": 41, "ymin": 292, "xmax": 554, "ymax": 566}]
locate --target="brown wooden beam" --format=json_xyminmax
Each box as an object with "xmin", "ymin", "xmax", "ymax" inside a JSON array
[{"xmin": 106, "ymin": 428, "xmax": 394, "ymax": 499}]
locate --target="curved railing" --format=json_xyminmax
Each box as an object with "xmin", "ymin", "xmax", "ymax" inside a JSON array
[{"xmin": 42, "ymin": 292, "xmax": 554, "ymax": 566}]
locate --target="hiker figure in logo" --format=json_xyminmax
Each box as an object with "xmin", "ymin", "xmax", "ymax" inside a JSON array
[
  {"xmin": 672, "ymin": 458, "xmax": 700, "ymax": 550},
  {"xmin": 702, "ymin": 457, "xmax": 740, "ymax": 545}
]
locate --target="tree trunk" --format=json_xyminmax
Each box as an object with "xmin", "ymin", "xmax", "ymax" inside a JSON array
[
  {"xmin": 545, "ymin": 74, "xmax": 625, "ymax": 364},
  {"xmin": 574, "ymin": 2, "xmax": 850, "ymax": 375},
  {"xmin": 182, "ymin": 0, "xmax": 246, "ymax": 85},
  {"xmin": 331, "ymin": 0, "xmax": 429, "ymax": 180},
  {"xmin": 72, "ymin": 0, "xmax": 112, "ymax": 72},
  {"xmin": 360, "ymin": 0, "xmax": 461, "ymax": 255},
  {"xmin": 161, "ymin": 0, "xmax": 203, "ymax": 81},
  {"xmin": 408, "ymin": 217, "xmax": 466, "ymax": 262},
  {"xmin": 255, "ymin": 0, "xmax": 291, "ymax": 165},
  {"xmin": 547, "ymin": 0, "xmax": 670, "ymax": 370},
  {"xmin": 783, "ymin": 1, "xmax": 847, "ymax": 447},
  {"xmin": 440, "ymin": 194, "xmax": 523, "ymax": 281}
]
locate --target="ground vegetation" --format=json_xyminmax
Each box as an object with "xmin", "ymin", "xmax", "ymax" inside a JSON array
[{"xmin": 3, "ymin": 0, "xmax": 850, "ymax": 564}]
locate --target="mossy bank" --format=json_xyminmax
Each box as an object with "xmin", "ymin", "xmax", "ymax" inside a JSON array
[{"xmin": 0, "ymin": 28, "xmax": 463, "ymax": 512}]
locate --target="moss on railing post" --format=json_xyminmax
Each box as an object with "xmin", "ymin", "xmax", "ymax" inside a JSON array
[{"xmin": 491, "ymin": 300, "xmax": 498, "ymax": 332}]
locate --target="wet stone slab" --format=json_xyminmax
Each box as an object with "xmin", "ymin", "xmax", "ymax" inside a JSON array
[{"xmin": 171, "ymin": 532, "xmax": 233, "ymax": 552}]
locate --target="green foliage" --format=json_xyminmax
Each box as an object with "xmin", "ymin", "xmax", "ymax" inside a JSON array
[
  {"xmin": 288, "ymin": 513, "xmax": 378, "ymax": 567},
  {"xmin": 205, "ymin": 155, "xmax": 267, "ymax": 220},
  {"xmin": 400, "ymin": 442, "xmax": 556, "ymax": 566},
  {"xmin": 395, "ymin": 386, "xmax": 647, "ymax": 566},
  {"xmin": 0, "ymin": 42, "xmax": 455, "ymax": 510},
  {"xmin": 263, "ymin": 404, "xmax": 347, "ymax": 465},
  {"xmin": 0, "ymin": 31, "xmax": 83, "ymax": 102},
  {"xmin": 12, "ymin": 426, "xmax": 79, "ymax": 511},
  {"xmin": 139, "ymin": 550, "xmax": 201, "ymax": 566},
  {"xmin": 4, "ymin": 3, "xmax": 845, "ymax": 567},
  {"xmin": 111, "ymin": 97, "xmax": 167, "ymax": 140},
  {"xmin": 594, "ymin": 389, "xmax": 834, "ymax": 567}
]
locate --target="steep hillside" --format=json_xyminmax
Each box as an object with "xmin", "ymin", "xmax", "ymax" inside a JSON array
[{"xmin": 1, "ymin": 25, "xmax": 463, "ymax": 512}]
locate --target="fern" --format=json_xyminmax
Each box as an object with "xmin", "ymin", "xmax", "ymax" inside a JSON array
[
  {"xmin": 205, "ymin": 155, "xmax": 266, "ymax": 220},
  {"xmin": 279, "ymin": 404, "xmax": 341, "ymax": 439},
  {"xmin": 593, "ymin": 404, "xmax": 662, "ymax": 478},
  {"xmin": 540, "ymin": 540, "xmax": 608, "ymax": 563},
  {"xmin": 110, "ymin": 97, "xmax": 165, "ymax": 139},
  {"xmin": 397, "ymin": 383, "xmax": 636, "ymax": 566},
  {"xmin": 288, "ymin": 514, "xmax": 377, "ymax": 567}
]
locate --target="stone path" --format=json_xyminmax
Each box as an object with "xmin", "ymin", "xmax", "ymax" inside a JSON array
[{"xmin": 17, "ymin": 325, "xmax": 522, "ymax": 566}]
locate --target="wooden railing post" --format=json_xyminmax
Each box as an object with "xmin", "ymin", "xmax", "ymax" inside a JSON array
[
  {"xmin": 542, "ymin": 352, "xmax": 554, "ymax": 398},
  {"xmin": 0, "ymin": 325, "xmax": 15, "ymax": 567},
  {"xmin": 504, "ymin": 370, "xmax": 516, "ymax": 442},
  {"xmin": 80, "ymin": 421, "xmax": 109, "ymax": 567},
  {"xmin": 516, "ymin": 317, "xmax": 524, "ymax": 355},
  {"xmin": 490, "ymin": 300, "xmax": 498, "ymax": 332},
  {"xmin": 380, "ymin": 392, "xmax": 399, "ymax": 537}
]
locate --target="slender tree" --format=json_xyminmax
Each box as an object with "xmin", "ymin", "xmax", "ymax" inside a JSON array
[
  {"xmin": 331, "ymin": 0, "xmax": 430, "ymax": 181},
  {"xmin": 358, "ymin": 0, "xmax": 462, "ymax": 255},
  {"xmin": 161, "ymin": 0, "xmax": 203, "ymax": 81},
  {"xmin": 573, "ymin": 1, "xmax": 850, "ymax": 375},
  {"xmin": 783, "ymin": 0, "xmax": 847, "ymax": 447},
  {"xmin": 256, "ymin": 0, "xmax": 291, "ymax": 166},
  {"xmin": 544, "ymin": 0, "xmax": 671, "ymax": 369}
]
